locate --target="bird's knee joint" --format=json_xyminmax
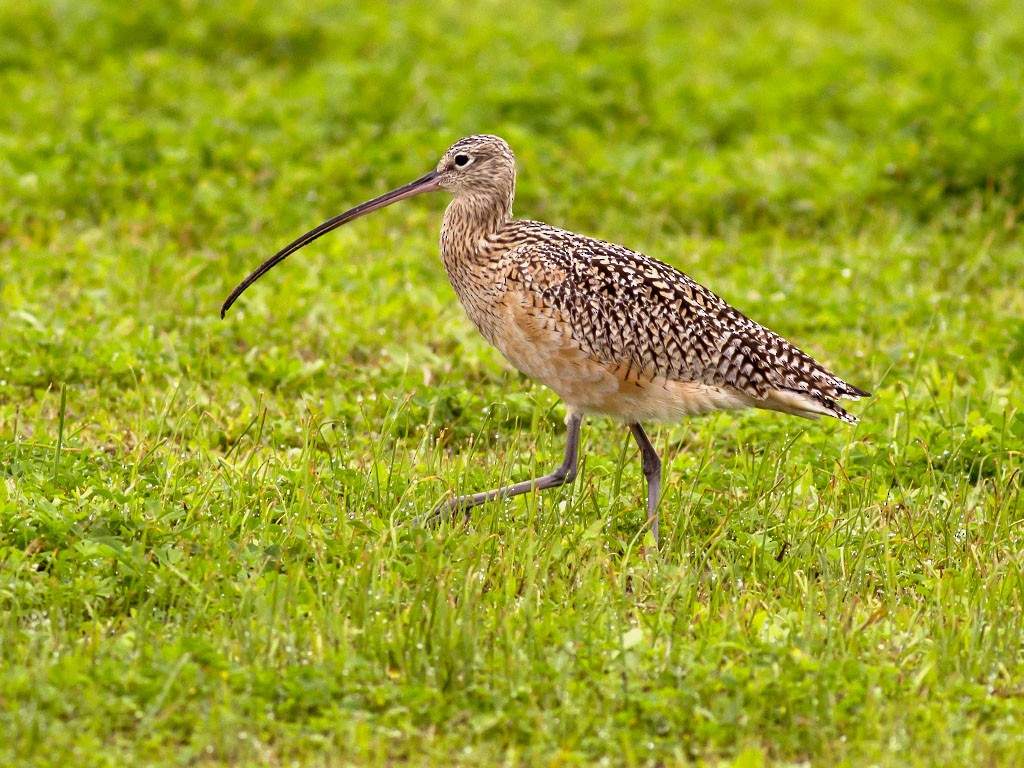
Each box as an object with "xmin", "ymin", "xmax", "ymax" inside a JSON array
[
  {"xmin": 643, "ymin": 453, "xmax": 661, "ymax": 478},
  {"xmin": 554, "ymin": 459, "xmax": 579, "ymax": 485}
]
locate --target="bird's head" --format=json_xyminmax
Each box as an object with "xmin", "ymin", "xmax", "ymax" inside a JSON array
[{"xmin": 434, "ymin": 134, "xmax": 516, "ymax": 206}]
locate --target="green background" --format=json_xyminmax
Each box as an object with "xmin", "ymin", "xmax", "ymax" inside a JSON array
[{"xmin": 2, "ymin": 0, "xmax": 1023, "ymax": 765}]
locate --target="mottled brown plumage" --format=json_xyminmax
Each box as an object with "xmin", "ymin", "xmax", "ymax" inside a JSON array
[{"xmin": 223, "ymin": 134, "xmax": 869, "ymax": 543}]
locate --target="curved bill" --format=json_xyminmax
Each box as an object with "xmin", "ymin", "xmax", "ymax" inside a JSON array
[{"xmin": 221, "ymin": 169, "xmax": 442, "ymax": 317}]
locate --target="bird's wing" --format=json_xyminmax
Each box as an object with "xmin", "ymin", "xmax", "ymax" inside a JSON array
[{"xmin": 501, "ymin": 230, "xmax": 868, "ymax": 421}]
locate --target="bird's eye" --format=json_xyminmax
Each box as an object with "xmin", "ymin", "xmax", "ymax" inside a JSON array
[{"xmin": 454, "ymin": 154, "xmax": 471, "ymax": 168}]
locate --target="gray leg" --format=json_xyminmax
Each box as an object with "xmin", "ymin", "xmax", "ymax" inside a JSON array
[
  {"xmin": 428, "ymin": 411, "xmax": 584, "ymax": 524},
  {"xmin": 628, "ymin": 423, "xmax": 662, "ymax": 543}
]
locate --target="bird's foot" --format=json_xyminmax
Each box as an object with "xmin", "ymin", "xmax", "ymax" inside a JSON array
[{"xmin": 412, "ymin": 495, "xmax": 471, "ymax": 528}]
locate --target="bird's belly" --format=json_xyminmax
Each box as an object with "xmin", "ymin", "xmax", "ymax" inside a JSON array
[{"xmin": 476, "ymin": 299, "xmax": 755, "ymax": 422}]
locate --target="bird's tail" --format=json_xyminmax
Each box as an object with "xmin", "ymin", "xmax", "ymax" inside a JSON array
[{"xmin": 760, "ymin": 381, "xmax": 870, "ymax": 424}]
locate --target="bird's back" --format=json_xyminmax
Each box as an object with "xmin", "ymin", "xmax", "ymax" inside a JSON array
[{"xmin": 474, "ymin": 220, "xmax": 869, "ymax": 424}]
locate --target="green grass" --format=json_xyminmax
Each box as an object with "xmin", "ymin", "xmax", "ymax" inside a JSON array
[{"xmin": 3, "ymin": 0, "xmax": 1024, "ymax": 764}]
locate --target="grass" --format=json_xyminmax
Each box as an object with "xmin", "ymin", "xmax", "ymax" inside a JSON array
[{"xmin": 2, "ymin": 0, "xmax": 1024, "ymax": 764}]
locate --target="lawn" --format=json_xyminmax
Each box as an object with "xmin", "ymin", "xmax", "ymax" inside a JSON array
[{"xmin": 2, "ymin": 0, "xmax": 1024, "ymax": 765}]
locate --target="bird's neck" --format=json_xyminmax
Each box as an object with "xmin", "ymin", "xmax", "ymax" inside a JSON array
[
  {"xmin": 438, "ymin": 194, "xmax": 514, "ymax": 339},
  {"xmin": 440, "ymin": 194, "xmax": 511, "ymax": 266}
]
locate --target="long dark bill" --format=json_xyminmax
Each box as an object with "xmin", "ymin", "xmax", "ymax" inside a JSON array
[{"xmin": 221, "ymin": 169, "xmax": 442, "ymax": 317}]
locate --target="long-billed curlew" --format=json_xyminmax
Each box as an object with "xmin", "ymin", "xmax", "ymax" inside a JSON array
[{"xmin": 222, "ymin": 135, "xmax": 869, "ymax": 543}]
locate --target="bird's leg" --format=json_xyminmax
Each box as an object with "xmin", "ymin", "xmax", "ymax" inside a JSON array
[
  {"xmin": 427, "ymin": 411, "xmax": 584, "ymax": 525},
  {"xmin": 628, "ymin": 423, "xmax": 662, "ymax": 543}
]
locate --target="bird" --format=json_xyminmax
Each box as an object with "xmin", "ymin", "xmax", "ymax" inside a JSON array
[{"xmin": 222, "ymin": 134, "xmax": 869, "ymax": 544}]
